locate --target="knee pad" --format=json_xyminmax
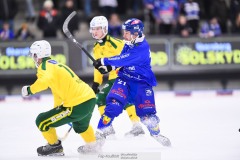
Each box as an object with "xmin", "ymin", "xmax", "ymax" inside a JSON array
[{"xmin": 140, "ymin": 114, "xmax": 160, "ymax": 135}]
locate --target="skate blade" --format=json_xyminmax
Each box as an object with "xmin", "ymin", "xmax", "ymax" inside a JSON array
[
  {"xmin": 78, "ymin": 149, "xmax": 102, "ymax": 155},
  {"xmin": 38, "ymin": 152, "xmax": 65, "ymax": 156},
  {"xmin": 106, "ymin": 134, "xmax": 116, "ymax": 140},
  {"xmin": 162, "ymin": 142, "xmax": 171, "ymax": 147},
  {"xmin": 124, "ymin": 132, "xmax": 145, "ymax": 138}
]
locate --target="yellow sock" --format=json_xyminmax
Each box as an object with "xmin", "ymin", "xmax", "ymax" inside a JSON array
[
  {"xmin": 80, "ymin": 125, "xmax": 96, "ymax": 143},
  {"xmin": 42, "ymin": 128, "xmax": 58, "ymax": 145},
  {"xmin": 98, "ymin": 105, "xmax": 106, "ymax": 116},
  {"xmin": 125, "ymin": 105, "xmax": 140, "ymax": 123}
]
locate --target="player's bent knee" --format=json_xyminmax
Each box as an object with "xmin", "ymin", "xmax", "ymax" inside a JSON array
[{"xmin": 35, "ymin": 113, "xmax": 46, "ymax": 130}]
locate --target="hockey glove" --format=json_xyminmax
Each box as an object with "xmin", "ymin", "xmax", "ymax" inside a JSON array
[
  {"xmin": 92, "ymin": 82, "xmax": 100, "ymax": 94},
  {"xmin": 21, "ymin": 86, "xmax": 31, "ymax": 97},
  {"xmin": 98, "ymin": 65, "xmax": 114, "ymax": 74},
  {"xmin": 93, "ymin": 58, "xmax": 103, "ymax": 69}
]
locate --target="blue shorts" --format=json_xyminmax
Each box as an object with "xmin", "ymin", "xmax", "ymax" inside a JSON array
[{"xmin": 104, "ymin": 77, "xmax": 157, "ymax": 118}]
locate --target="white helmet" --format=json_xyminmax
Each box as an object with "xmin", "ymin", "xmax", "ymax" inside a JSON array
[
  {"xmin": 29, "ymin": 40, "xmax": 51, "ymax": 68},
  {"xmin": 89, "ymin": 16, "xmax": 108, "ymax": 40}
]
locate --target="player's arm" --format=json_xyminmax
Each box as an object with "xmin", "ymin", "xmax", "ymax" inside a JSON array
[
  {"xmin": 22, "ymin": 70, "xmax": 49, "ymax": 97},
  {"xmin": 92, "ymin": 68, "xmax": 104, "ymax": 93},
  {"xmin": 92, "ymin": 45, "xmax": 104, "ymax": 93},
  {"xmin": 95, "ymin": 47, "xmax": 143, "ymax": 69}
]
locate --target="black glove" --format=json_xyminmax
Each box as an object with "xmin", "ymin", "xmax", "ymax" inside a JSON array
[
  {"xmin": 92, "ymin": 82, "xmax": 100, "ymax": 94},
  {"xmin": 93, "ymin": 59, "xmax": 102, "ymax": 69},
  {"xmin": 97, "ymin": 65, "xmax": 113, "ymax": 74}
]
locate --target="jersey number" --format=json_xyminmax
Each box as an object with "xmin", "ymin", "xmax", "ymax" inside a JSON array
[{"xmin": 117, "ymin": 79, "xmax": 126, "ymax": 86}]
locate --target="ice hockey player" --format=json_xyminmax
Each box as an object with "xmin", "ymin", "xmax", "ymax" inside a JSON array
[
  {"xmin": 89, "ymin": 16, "xmax": 145, "ymax": 137},
  {"xmin": 21, "ymin": 40, "xmax": 105, "ymax": 156},
  {"xmin": 93, "ymin": 18, "xmax": 171, "ymax": 146}
]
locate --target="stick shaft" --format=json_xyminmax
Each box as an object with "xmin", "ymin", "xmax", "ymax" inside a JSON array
[{"xmin": 63, "ymin": 11, "xmax": 95, "ymax": 63}]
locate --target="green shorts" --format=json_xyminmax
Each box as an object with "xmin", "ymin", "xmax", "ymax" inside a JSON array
[{"xmin": 36, "ymin": 98, "xmax": 96, "ymax": 133}]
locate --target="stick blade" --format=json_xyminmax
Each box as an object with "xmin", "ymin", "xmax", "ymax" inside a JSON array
[{"xmin": 62, "ymin": 11, "xmax": 77, "ymax": 37}]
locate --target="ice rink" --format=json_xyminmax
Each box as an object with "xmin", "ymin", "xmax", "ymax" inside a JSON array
[{"xmin": 0, "ymin": 91, "xmax": 239, "ymax": 160}]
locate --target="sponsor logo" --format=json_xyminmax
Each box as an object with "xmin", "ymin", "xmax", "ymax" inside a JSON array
[
  {"xmin": 128, "ymin": 66, "xmax": 135, "ymax": 70},
  {"xmin": 138, "ymin": 100, "xmax": 155, "ymax": 109},
  {"xmin": 103, "ymin": 115, "xmax": 111, "ymax": 125},
  {"xmin": 111, "ymin": 89, "xmax": 126, "ymax": 99},
  {"xmin": 111, "ymin": 99, "xmax": 120, "ymax": 106},
  {"xmin": 51, "ymin": 109, "xmax": 70, "ymax": 122},
  {"xmin": 118, "ymin": 88, "xmax": 123, "ymax": 92},
  {"xmin": 103, "ymin": 84, "xmax": 109, "ymax": 88},
  {"xmin": 145, "ymin": 100, "xmax": 151, "ymax": 103},
  {"xmin": 131, "ymin": 19, "xmax": 140, "ymax": 25}
]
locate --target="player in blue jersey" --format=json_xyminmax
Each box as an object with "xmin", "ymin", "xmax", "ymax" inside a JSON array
[{"xmin": 93, "ymin": 18, "xmax": 171, "ymax": 146}]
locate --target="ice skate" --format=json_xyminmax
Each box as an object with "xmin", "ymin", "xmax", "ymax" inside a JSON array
[
  {"xmin": 125, "ymin": 123, "xmax": 145, "ymax": 137},
  {"xmin": 95, "ymin": 130, "xmax": 106, "ymax": 146},
  {"xmin": 37, "ymin": 140, "xmax": 64, "ymax": 156},
  {"xmin": 101, "ymin": 124, "xmax": 116, "ymax": 137},
  {"xmin": 78, "ymin": 131, "xmax": 106, "ymax": 154},
  {"xmin": 78, "ymin": 142, "xmax": 100, "ymax": 154},
  {"xmin": 152, "ymin": 134, "xmax": 171, "ymax": 147}
]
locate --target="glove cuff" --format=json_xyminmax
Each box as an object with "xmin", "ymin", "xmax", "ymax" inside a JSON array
[
  {"xmin": 101, "ymin": 58, "xmax": 105, "ymax": 65},
  {"xmin": 27, "ymin": 87, "xmax": 33, "ymax": 95},
  {"xmin": 92, "ymin": 82, "xmax": 100, "ymax": 94},
  {"xmin": 92, "ymin": 82, "xmax": 100, "ymax": 88}
]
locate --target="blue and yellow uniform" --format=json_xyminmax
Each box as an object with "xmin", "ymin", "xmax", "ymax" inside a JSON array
[
  {"xmin": 92, "ymin": 35, "xmax": 140, "ymax": 123},
  {"xmin": 29, "ymin": 57, "xmax": 96, "ymax": 145}
]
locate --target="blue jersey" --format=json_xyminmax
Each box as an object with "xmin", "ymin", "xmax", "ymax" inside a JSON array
[{"xmin": 103, "ymin": 39, "xmax": 157, "ymax": 86}]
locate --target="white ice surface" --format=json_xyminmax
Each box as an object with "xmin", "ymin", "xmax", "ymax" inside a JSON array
[{"xmin": 0, "ymin": 91, "xmax": 239, "ymax": 160}]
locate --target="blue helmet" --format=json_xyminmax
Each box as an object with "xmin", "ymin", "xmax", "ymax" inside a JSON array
[{"xmin": 122, "ymin": 18, "xmax": 144, "ymax": 37}]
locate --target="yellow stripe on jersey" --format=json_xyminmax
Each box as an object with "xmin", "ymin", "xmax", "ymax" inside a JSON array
[
  {"xmin": 93, "ymin": 35, "xmax": 124, "ymax": 85},
  {"xmin": 30, "ymin": 58, "xmax": 95, "ymax": 108}
]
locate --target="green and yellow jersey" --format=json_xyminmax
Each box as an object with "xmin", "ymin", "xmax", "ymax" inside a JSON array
[
  {"xmin": 29, "ymin": 58, "xmax": 95, "ymax": 108},
  {"xmin": 93, "ymin": 34, "xmax": 124, "ymax": 85}
]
